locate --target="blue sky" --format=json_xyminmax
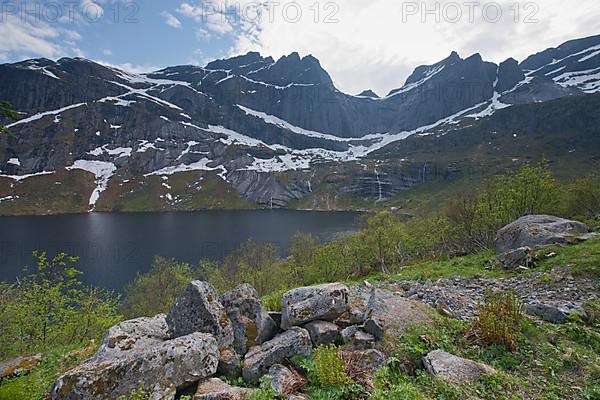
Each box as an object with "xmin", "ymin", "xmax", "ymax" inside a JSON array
[{"xmin": 2, "ymin": 0, "xmax": 600, "ymax": 94}]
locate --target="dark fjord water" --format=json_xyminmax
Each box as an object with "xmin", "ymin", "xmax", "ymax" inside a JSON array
[{"xmin": 0, "ymin": 210, "xmax": 361, "ymax": 291}]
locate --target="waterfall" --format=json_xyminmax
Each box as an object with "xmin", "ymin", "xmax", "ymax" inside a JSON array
[
  {"xmin": 307, "ymin": 180, "xmax": 312, "ymax": 192},
  {"xmin": 374, "ymin": 168, "xmax": 383, "ymax": 202}
]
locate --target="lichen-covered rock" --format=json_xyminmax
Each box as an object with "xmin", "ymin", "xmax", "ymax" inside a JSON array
[
  {"xmin": 217, "ymin": 347, "xmax": 241, "ymax": 378},
  {"xmin": 267, "ymin": 364, "xmax": 304, "ymax": 395},
  {"xmin": 149, "ymin": 381, "xmax": 177, "ymax": 400},
  {"xmin": 194, "ymin": 378, "xmax": 253, "ymax": 400},
  {"xmin": 98, "ymin": 314, "xmax": 169, "ymax": 355},
  {"xmin": 281, "ymin": 283, "xmax": 349, "ymax": 329},
  {"xmin": 166, "ymin": 281, "xmax": 234, "ymax": 348},
  {"xmin": 242, "ymin": 327, "xmax": 312, "ymax": 383},
  {"xmin": 423, "ymin": 350, "xmax": 495, "ymax": 383},
  {"xmin": 352, "ymin": 330, "xmax": 375, "ymax": 350},
  {"xmin": 495, "ymin": 246, "xmax": 535, "ymax": 270},
  {"xmin": 495, "ymin": 215, "xmax": 588, "ymax": 253},
  {"xmin": 220, "ymin": 284, "xmax": 277, "ymax": 355},
  {"xmin": 525, "ymin": 302, "xmax": 570, "ymax": 323},
  {"xmin": 51, "ymin": 331, "xmax": 219, "ymax": 399},
  {"xmin": 340, "ymin": 325, "xmax": 360, "ymax": 344},
  {"xmin": 0, "ymin": 353, "xmax": 42, "ymax": 379},
  {"xmin": 364, "ymin": 289, "xmax": 434, "ymax": 340},
  {"xmin": 304, "ymin": 320, "xmax": 339, "ymax": 347}
]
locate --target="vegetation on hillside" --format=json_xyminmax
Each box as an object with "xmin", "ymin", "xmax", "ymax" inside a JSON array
[{"xmin": 0, "ymin": 162, "xmax": 599, "ymax": 399}]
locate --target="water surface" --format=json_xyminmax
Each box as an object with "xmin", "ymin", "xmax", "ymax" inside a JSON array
[{"xmin": 0, "ymin": 210, "xmax": 362, "ymax": 291}]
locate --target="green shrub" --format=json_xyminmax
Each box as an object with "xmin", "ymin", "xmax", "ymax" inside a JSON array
[
  {"xmin": 121, "ymin": 256, "xmax": 194, "ymax": 318},
  {"xmin": 247, "ymin": 376, "xmax": 278, "ymax": 400},
  {"xmin": 0, "ymin": 252, "xmax": 121, "ymax": 358},
  {"xmin": 311, "ymin": 345, "xmax": 349, "ymax": 386},
  {"xmin": 261, "ymin": 289, "xmax": 286, "ymax": 312},
  {"xmin": 473, "ymin": 289, "xmax": 524, "ymax": 351}
]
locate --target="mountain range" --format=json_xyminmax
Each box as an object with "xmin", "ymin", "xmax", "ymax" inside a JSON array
[{"xmin": 1, "ymin": 34, "xmax": 599, "ymax": 214}]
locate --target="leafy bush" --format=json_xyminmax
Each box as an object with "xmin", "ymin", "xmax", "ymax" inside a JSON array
[
  {"xmin": 473, "ymin": 289, "xmax": 524, "ymax": 351},
  {"xmin": 247, "ymin": 376, "xmax": 278, "ymax": 400},
  {"xmin": 121, "ymin": 256, "xmax": 194, "ymax": 318},
  {"xmin": 0, "ymin": 252, "xmax": 121, "ymax": 358},
  {"xmin": 311, "ymin": 345, "xmax": 349, "ymax": 386}
]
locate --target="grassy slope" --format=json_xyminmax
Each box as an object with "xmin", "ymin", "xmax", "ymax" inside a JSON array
[{"xmin": 3, "ymin": 239, "xmax": 598, "ymax": 399}]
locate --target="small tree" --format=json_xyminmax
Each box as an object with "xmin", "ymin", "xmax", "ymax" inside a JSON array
[{"xmin": 121, "ymin": 256, "xmax": 193, "ymax": 318}]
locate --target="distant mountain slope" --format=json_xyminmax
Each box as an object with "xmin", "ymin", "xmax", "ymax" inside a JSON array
[{"xmin": 0, "ymin": 34, "xmax": 599, "ymax": 213}]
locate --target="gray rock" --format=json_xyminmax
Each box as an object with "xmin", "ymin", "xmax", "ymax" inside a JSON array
[
  {"xmin": 242, "ymin": 327, "xmax": 312, "ymax": 383},
  {"xmin": 166, "ymin": 281, "xmax": 234, "ymax": 348},
  {"xmin": 194, "ymin": 378, "xmax": 253, "ymax": 400},
  {"xmin": 340, "ymin": 325, "xmax": 360, "ymax": 344},
  {"xmin": 525, "ymin": 303, "xmax": 570, "ymax": 323},
  {"xmin": 287, "ymin": 395, "xmax": 310, "ymax": 400},
  {"xmin": 267, "ymin": 364, "xmax": 304, "ymax": 395},
  {"xmin": 281, "ymin": 283, "xmax": 349, "ymax": 329},
  {"xmin": 352, "ymin": 330, "xmax": 375, "ymax": 350},
  {"xmin": 217, "ymin": 347, "xmax": 241, "ymax": 378},
  {"xmin": 220, "ymin": 284, "xmax": 277, "ymax": 355},
  {"xmin": 423, "ymin": 350, "xmax": 495, "ymax": 383},
  {"xmin": 495, "ymin": 246, "xmax": 535, "ymax": 269},
  {"xmin": 304, "ymin": 320, "xmax": 339, "ymax": 346},
  {"xmin": 149, "ymin": 381, "xmax": 176, "ymax": 400},
  {"xmin": 340, "ymin": 349, "xmax": 386, "ymax": 370},
  {"xmin": 495, "ymin": 215, "xmax": 588, "ymax": 253},
  {"xmin": 0, "ymin": 353, "xmax": 42, "ymax": 379},
  {"xmin": 51, "ymin": 330, "xmax": 219, "ymax": 399},
  {"xmin": 364, "ymin": 289, "xmax": 434, "ymax": 340}
]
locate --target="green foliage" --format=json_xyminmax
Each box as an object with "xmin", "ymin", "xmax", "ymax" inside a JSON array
[
  {"xmin": 310, "ymin": 345, "xmax": 350, "ymax": 386},
  {"xmin": 117, "ymin": 387, "xmax": 151, "ymax": 400},
  {"xmin": 563, "ymin": 174, "xmax": 600, "ymax": 227},
  {"xmin": 474, "ymin": 289, "xmax": 524, "ymax": 351},
  {"xmin": 121, "ymin": 256, "xmax": 194, "ymax": 318},
  {"xmin": 0, "ymin": 342, "xmax": 96, "ymax": 400},
  {"xmin": 447, "ymin": 161, "xmax": 559, "ymax": 248},
  {"xmin": 261, "ymin": 289, "xmax": 285, "ymax": 312},
  {"xmin": 0, "ymin": 252, "xmax": 120, "ymax": 358},
  {"xmin": 0, "ymin": 100, "xmax": 19, "ymax": 137},
  {"xmin": 371, "ymin": 362, "xmax": 426, "ymax": 400},
  {"xmin": 247, "ymin": 376, "xmax": 278, "ymax": 400}
]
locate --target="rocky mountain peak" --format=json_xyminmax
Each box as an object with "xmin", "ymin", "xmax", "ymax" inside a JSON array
[{"xmin": 357, "ymin": 89, "xmax": 379, "ymax": 98}]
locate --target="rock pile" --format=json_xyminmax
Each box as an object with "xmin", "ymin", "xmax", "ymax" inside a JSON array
[{"xmin": 51, "ymin": 281, "xmax": 435, "ymax": 399}]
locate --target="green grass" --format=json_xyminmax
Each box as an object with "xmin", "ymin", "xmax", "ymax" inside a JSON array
[
  {"xmin": 534, "ymin": 236, "xmax": 600, "ymax": 277},
  {"xmin": 0, "ymin": 343, "xmax": 97, "ymax": 400}
]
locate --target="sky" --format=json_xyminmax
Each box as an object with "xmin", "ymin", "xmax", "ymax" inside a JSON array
[{"xmin": 1, "ymin": 0, "xmax": 600, "ymax": 95}]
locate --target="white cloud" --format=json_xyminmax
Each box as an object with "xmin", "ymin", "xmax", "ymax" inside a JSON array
[
  {"xmin": 161, "ymin": 11, "xmax": 182, "ymax": 28},
  {"xmin": 229, "ymin": 0, "xmax": 600, "ymax": 95},
  {"xmin": 103, "ymin": 49, "xmax": 112, "ymax": 56}
]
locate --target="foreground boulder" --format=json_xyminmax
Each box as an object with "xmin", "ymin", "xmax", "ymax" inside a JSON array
[
  {"xmin": 363, "ymin": 289, "xmax": 435, "ymax": 340},
  {"xmin": 51, "ymin": 315, "xmax": 219, "ymax": 399},
  {"xmin": 194, "ymin": 378, "xmax": 253, "ymax": 400},
  {"xmin": 423, "ymin": 350, "xmax": 495, "ymax": 384},
  {"xmin": 281, "ymin": 283, "xmax": 349, "ymax": 329},
  {"xmin": 525, "ymin": 302, "xmax": 570, "ymax": 324},
  {"xmin": 167, "ymin": 281, "xmax": 234, "ymax": 348},
  {"xmin": 495, "ymin": 215, "xmax": 588, "ymax": 253},
  {"xmin": 220, "ymin": 284, "xmax": 278, "ymax": 355},
  {"xmin": 242, "ymin": 327, "xmax": 312, "ymax": 383}
]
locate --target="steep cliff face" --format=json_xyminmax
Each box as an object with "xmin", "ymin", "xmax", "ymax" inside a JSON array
[{"xmin": 0, "ymin": 34, "xmax": 599, "ymax": 213}]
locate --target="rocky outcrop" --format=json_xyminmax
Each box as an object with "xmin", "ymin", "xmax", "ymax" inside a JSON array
[
  {"xmin": 281, "ymin": 283, "xmax": 349, "ymax": 329},
  {"xmin": 363, "ymin": 288, "xmax": 435, "ymax": 340},
  {"xmin": 194, "ymin": 378, "xmax": 253, "ymax": 400},
  {"xmin": 242, "ymin": 327, "xmax": 312, "ymax": 383},
  {"xmin": 423, "ymin": 350, "xmax": 495, "ymax": 383},
  {"xmin": 166, "ymin": 281, "xmax": 234, "ymax": 348},
  {"xmin": 51, "ymin": 331, "xmax": 219, "ymax": 400},
  {"xmin": 220, "ymin": 284, "xmax": 278, "ymax": 355},
  {"xmin": 494, "ymin": 215, "xmax": 588, "ymax": 253}
]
